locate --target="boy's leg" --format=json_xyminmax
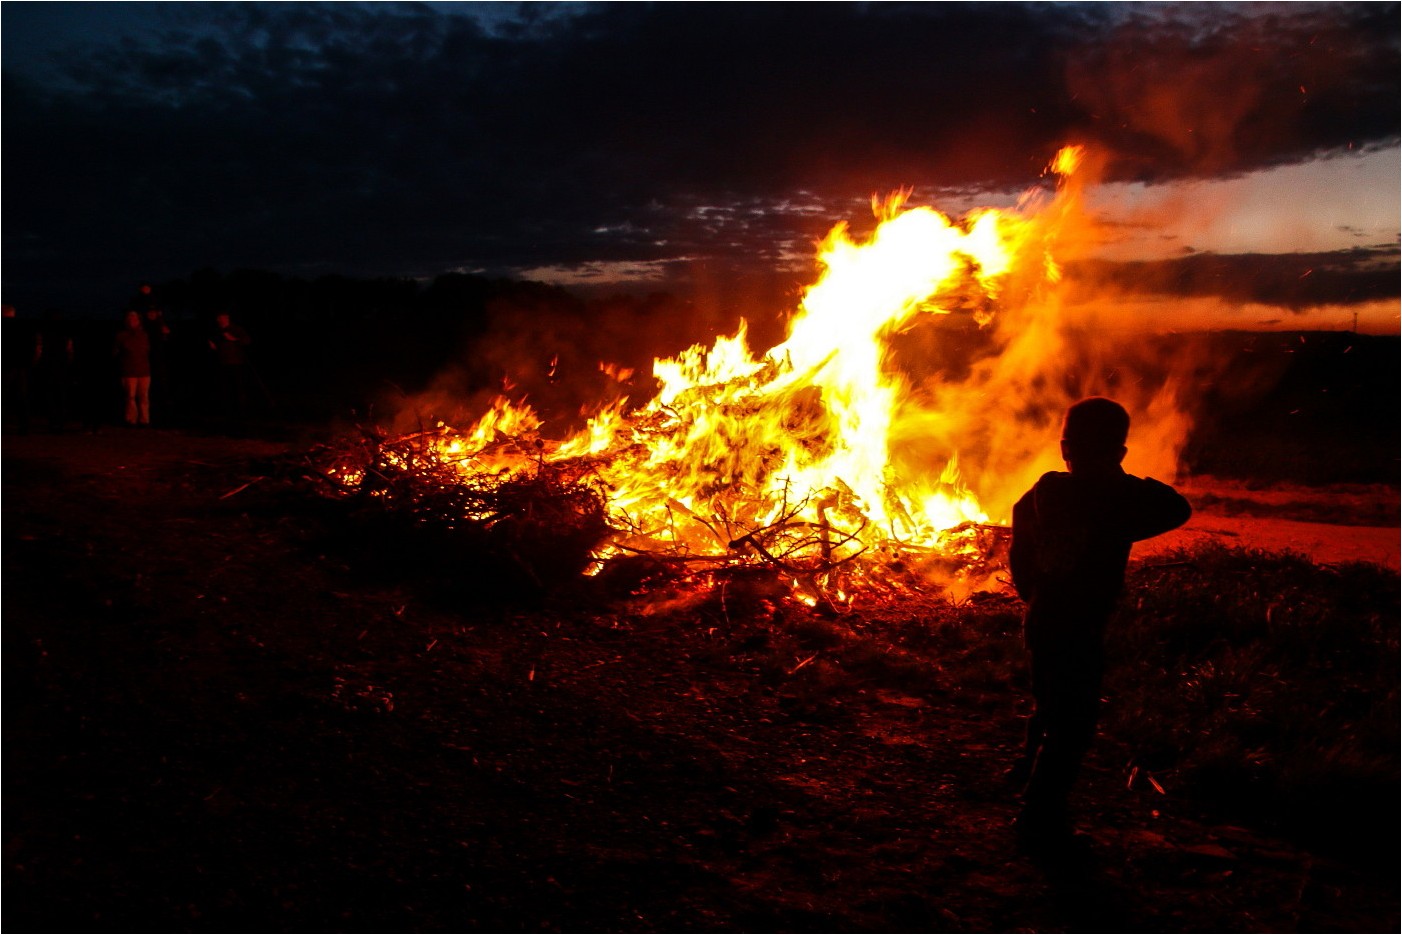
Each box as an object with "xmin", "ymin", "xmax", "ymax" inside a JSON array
[
  {"xmin": 1021, "ymin": 693, "xmax": 1097, "ymax": 822},
  {"xmin": 1011, "ymin": 619, "xmax": 1045, "ymax": 789},
  {"xmin": 1008, "ymin": 693, "xmax": 1045, "ymax": 790},
  {"xmin": 1018, "ymin": 646, "xmax": 1103, "ymax": 838}
]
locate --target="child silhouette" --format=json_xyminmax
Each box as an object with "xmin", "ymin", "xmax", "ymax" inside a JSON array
[{"xmin": 1009, "ymin": 396, "xmax": 1191, "ymax": 849}]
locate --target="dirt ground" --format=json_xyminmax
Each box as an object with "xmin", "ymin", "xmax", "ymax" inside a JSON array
[
  {"xmin": 4, "ymin": 428, "xmax": 1399, "ymax": 932},
  {"xmin": 1138, "ymin": 478, "xmax": 1400, "ymax": 572}
]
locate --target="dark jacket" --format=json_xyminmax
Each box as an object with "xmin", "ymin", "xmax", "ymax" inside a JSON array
[
  {"xmin": 211, "ymin": 324, "xmax": 252, "ymax": 366},
  {"xmin": 1010, "ymin": 467, "xmax": 1191, "ymax": 636}
]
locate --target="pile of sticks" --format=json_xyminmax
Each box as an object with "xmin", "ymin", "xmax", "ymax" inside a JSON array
[
  {"xmin": 297, "ymin": 425, "xmax": 1011, "ymax": 607},
  {"xmin": 301, "ymin": 427, "xmax": 611, "ymax": 588}
]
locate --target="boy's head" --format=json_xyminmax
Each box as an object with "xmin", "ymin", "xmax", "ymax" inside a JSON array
[{"xmin": 1060, "ymin": 396, "xmax": 1129, "ymax": 467}]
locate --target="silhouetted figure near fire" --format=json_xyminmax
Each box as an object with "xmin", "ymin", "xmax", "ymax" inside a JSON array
[
  {"xmin": 208, "ymin": 311, "xmax": 252, "ymax": 433},
  {"xmin": 128, "ymin": 282, "xmax": 175, "ymax": 424},
  {"xmin": 143, "ymin": 306, "xmax": 174, "ymax": 425},
  {"xmin": 1009, "ymin": 396, "xmax": 1191, "ymax": 852},
  {"xmin": 114, "ymin": 309, "xmax": 151, "ymax": 426}
]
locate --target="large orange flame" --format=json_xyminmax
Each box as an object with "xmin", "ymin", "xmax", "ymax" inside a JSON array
[{"xmin": 330, "ymin": 145, "xmax": 1190, "ymax": 603}]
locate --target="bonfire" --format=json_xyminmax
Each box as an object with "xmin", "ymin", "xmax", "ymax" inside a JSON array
[{"xmin": 306, "ymin": 145, "xmax": 1190, "ymax": 608}]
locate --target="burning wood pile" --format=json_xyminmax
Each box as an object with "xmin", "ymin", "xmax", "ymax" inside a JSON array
[
  {"xmin": 305, "ymin": 424, "xmax": 613, "ymax": 588},
  {"xmin": 301, "ymin": 145, "xmax": 1185, "ymax": 610},
  {"xmin": 303, "ymin": 417, "xmax": 1011, "ymax": 611}
]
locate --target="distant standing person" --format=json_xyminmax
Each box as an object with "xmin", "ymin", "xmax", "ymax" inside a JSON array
[
  {"xmin": 143, "ymin": 305, "xmax": 174, "ymax": 425},
  {"xmin": 1008, "ymin": 396, "xmax": 1191, "ymax": 852},
  {"xmin": 209, "ymin": 312, "xmax": 252, "ymax": 431},
  {"xmin": 114, "ymin": 309, "xmax": 152, "ymax": 426}
]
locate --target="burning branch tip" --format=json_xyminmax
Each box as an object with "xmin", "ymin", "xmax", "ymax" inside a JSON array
[{"xmin": 218, "ymin": 477, "xmax": 267, "ymax": 500}]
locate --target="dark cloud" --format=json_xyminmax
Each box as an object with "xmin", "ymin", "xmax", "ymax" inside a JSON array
[
  {"xmin": 1064, "ymin": 3, "xmax": 1401, "ymax": 181},
  {"xmin": 2, "ymin": 2, "xmax": 1397, "ymax": 316},
  {"xmin": 1069, "ymin": 245, "xmax": 1400, "ymax": 311}
]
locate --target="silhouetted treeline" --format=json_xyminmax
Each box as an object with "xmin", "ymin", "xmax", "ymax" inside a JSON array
[
  {"xmin": 137, "ymin": 268, "xmax": 720, "ymax": 428},
  {"xmin": 1175, "ymin": 329, "xmax": 1400, "ymax": 484},
  {"xmin": 1071, "ymin": 247, "xmax": 1401, "ymax": 311},
  {"xmin": 5, "ymin": 269, "xmax": 723, "ymax": 434},
  {"xmin": 154, "ymin": 269, "xmax": 558, "ymax": 414}
]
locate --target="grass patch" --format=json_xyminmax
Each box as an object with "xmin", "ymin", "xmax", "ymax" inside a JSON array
[
  {"xmin": 1105, "ymin": 543, "xmax": 1399, "ymax": 858},
  {"xmin": 1187, "ymin": 490, "xmax": 1400, "ymax": 527}
]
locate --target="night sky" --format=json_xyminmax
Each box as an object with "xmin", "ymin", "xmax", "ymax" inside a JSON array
[{"xmin": 3, "ymin": 2, "xmax": 1398, "ymax": 330}]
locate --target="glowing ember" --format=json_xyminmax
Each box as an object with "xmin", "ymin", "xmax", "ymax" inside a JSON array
[{"xmin": 320, "ymin": 145, "xmax": 1189, "ymax": 606}]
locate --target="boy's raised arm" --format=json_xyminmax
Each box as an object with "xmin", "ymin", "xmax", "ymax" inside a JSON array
[{"xmin": 1126, "ymin": 477, "xmax": 1192, "ymax": 542}]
